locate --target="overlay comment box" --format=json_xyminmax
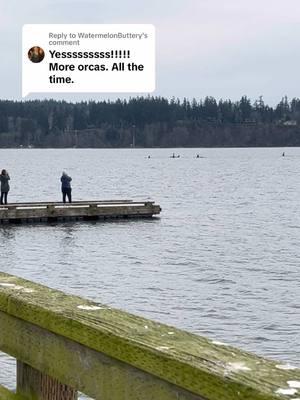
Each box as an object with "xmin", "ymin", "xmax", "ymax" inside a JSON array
[{"xmin": 22, "ymin": 24, "xmax": 155, "ymax": 97}]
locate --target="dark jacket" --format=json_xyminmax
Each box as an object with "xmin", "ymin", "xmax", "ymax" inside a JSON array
[
  {"xmin": 0, "ymin": 174, "xmax": 10, "ymax": 192},
  {"xmin": 61, "ymin": 174, "xmax": 72, "ymax": 190}
]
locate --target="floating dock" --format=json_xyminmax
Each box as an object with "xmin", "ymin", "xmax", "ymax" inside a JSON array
[{"xmin": 0, "ymin": 200, "xmax": 161, "ymax": 224}]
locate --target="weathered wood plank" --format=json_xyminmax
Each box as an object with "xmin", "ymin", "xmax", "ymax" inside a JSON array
[
  {"xmin": 17, "ymin": 362, "xmax": 77, "ymax": 400},
  {"xmin": 0, "ymin": 273, "xmax": 298, "ymax": 400},
  {"xmin": 0, "ymin": 385, "xmax": 25, "ymax": 400},
  {"xmin": 0, "ymin": 311, "xmax": 204, "ymax": 400},
  {"xmin": 0, "ymin": 200, "xmax": 143, "ymax": 208}
]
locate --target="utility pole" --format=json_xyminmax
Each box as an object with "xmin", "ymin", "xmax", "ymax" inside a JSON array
[{"xmin": 132, "ymin": 125, "xmax": 136, "ymax": 148}]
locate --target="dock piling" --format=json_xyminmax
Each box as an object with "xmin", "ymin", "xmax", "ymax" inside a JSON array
[{"xmin": 17, "ymin": 362, "xmax": 77, "ymax": 400}]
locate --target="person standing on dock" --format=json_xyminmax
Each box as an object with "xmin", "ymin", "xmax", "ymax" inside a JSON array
[
  {"xmin": 61, "ymin": 171, "xmax": 72, "ymax": 203},
  {"xmin": 0, "ymin": 170, "xmax": 10, "ymax": 205}
]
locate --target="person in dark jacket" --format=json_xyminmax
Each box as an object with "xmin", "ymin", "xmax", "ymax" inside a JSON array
[
  {"xmin": 61, "ymin": 171, "xmax": 72, "ymax": 203},
  {"xmin": 0, "ymin": 169, "xmax": 10, "ymax": 205}
]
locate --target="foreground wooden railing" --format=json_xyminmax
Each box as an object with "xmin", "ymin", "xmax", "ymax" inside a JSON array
[{"xmin": 0, "ymin": 273, "xmax": 299, "ymax": 400}]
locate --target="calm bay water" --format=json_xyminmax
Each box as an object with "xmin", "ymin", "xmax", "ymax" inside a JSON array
[{"xmin": 0, "ymin": 147, "xmax": 299, "ymax": 391}]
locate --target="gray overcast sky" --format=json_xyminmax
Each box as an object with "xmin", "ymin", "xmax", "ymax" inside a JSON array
[{"xmin": 1, "ymin": 0, "xmax": 300, "ymax": 104}]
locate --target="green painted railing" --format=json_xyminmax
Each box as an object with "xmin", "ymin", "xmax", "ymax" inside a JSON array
[{"xmin": 0, "ymin": 272, "xmax": 299, "ymax": 400}]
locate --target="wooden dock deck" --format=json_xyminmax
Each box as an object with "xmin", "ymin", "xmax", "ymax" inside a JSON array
[{"xmin": 0, "ymin": 200, "xmax": 161, "ymax": 224}]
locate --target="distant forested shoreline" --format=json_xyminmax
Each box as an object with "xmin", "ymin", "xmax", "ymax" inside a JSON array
[{"xmin": 0, "ymin": 96, "xmax": 300, "ymax": 148}]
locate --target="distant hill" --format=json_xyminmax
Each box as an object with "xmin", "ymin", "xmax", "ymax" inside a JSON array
[{"xmin": 0, "ymin": 96, "xmax": 299, "ymax": 147}]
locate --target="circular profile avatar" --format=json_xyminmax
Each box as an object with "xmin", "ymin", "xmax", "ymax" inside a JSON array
[{"xmin": 28, "ymin": 46, "xmax": 45, "ymax": 63}]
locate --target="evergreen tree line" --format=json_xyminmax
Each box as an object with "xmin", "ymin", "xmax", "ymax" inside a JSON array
[{"xmin": 0, "ymin": 95, "xmax": 299, "ymax": 147}]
